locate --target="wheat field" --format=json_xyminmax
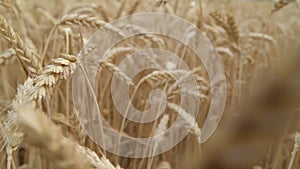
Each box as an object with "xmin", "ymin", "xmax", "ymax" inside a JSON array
[{"xmin": 0, "ymin": 0, "xmax": 300, "ymax": 169}]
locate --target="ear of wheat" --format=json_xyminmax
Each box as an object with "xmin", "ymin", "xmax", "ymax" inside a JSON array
[
  {"xmin": 0, "ymin": 54, "xmax": 78, "ymax": 157},
  {"xmin": 58, "ymin": 13, "xmax": 125, "ymax": 37},
  {"xmin": 210, "ymin": 11, "xmax": 240, "ymax": 44},
  {"xmin": 16, "ymin": 102, "xmax": 92, "ymax": 169},
  {"xmin": 167, "ymin": 102, "xmax": 201, "ymax": 144},
  {"xmin": 272, "ymin": 0, "xmax": 296, "ymax": 14},
  {"xmin": 0, "ymin": 16, "xmax": 41, "ymax": 75}
]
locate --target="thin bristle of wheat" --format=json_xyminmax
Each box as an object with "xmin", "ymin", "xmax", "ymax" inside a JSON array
[{"xmin": 0, "ymin": 16, "xmax": 40, "ymax": 75}]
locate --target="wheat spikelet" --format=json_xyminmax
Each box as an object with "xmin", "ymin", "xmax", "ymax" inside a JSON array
[
  {"xmin": 226, "ymin": 14, "xmax": 239, "ymax": 43},
  {"xmin": 210, "ymin": 12, "xmax": 240, "ymax": 44},
  {"xmin": 0, "ymin": 16, "xmax": 40, "ymax": 75},
  {"xmin": 167, "ymin": 67, "xmax": 209, "ymax": 96},
  {"xmin": 30, "ymin": 54, "xmax": 77, "ymax": 100},
  {"xmin": 16, "ymin": 102, "xmax": 93, "ymax": 169},
  {"xmin": 154, "ymin": 114, "xmax": 169, "ymax": 136},
  {"xmin": 99, "ymin": 60, "xmax": 135, "ymax": 87},
  {"xmin": 167, "ymin": 102, "xmax": 201, "ymax": 144},
  {"xmin": 77, "ymin": 146, "xmax": 123, "ymax": 169},
  {"xmin": 116, "ymin": 23, "xmax": 165, "ymax": 47},
  {"xmin": 0, "ymin": 54, "xmax": 78, "ymax": 154},
  {"xmin": 209, "ymin": 11, "xmax": 227, "ymax": 29},
  {"xmin": 70, "ymin": 109, "xmax": 86, "ymax": 145},
  {"xmin": 50, "ymin": 113, "xmax": 72, "ymax": 127},
  {"xmin": 0, "ymin": 48, "xmax": 15, "ymax": 65},
  {"xmin": 157, "ymin": 161, "xmax": 171, "ymax": 169},
  {"xmin": 105, "ymin": 47, "xmax": 137, "ymax": 63},
  {"xmin": 272, "ymin": 0, "xmax": 296, "ymax": 14},
  {"xmin": 216, "ymin": 47, "xmax": 234, "ymax": 58},
  {"xmin": 58, "ymin": 13, "xmax": 124, "ymax": 37},
  {"xmin": 246, "ymin": 32, "xmax": 275, "ymax": 44}
]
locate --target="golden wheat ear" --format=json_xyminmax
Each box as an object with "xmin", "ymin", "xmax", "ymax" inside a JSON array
[{"xmin": 0, "ymin": 16, "xmax": 41, "ymax": 76}]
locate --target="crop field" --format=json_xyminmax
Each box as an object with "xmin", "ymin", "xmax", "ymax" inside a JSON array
[{"xmin": 0, "ymin": 0, "xmax": 299, "ymax": 169}]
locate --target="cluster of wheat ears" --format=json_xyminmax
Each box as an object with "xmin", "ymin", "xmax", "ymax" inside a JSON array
[{"xmin": 0, "ymin": 0, "xmax": 299, "ymax": 169}]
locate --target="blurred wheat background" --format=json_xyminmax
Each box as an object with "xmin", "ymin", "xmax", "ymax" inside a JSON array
[{"xmin": 0, "ymin": 0, "xmax": 300, "ymax": 169}]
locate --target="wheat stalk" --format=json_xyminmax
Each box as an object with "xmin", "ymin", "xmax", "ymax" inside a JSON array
[{"xmin": 0, "ymin": 16, "xmax": 40, "ymax": 75}]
